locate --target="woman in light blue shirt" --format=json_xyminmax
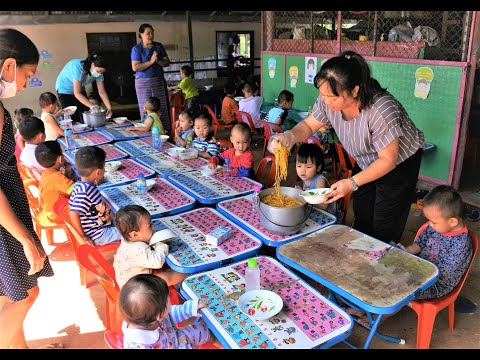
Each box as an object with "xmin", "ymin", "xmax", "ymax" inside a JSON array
[{"xmin": 56, "ymin": 53, "xmax": 113, "ymax": 123}]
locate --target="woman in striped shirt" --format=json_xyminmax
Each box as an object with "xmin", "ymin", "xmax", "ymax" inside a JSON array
[{"xmin": 268, "ymin": 50, "xmax": 424, "ymax": 245}]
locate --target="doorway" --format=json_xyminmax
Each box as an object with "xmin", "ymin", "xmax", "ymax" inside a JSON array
[{"xmin": 216, "ymin": 31, "xmax": 254, "ymax": 79}]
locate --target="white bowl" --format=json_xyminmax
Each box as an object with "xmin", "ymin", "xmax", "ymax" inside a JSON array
[
  {"xmin": 105, "ymin": 161, "xmax": 122, "ymax": 172},
  {"xmin": 64, "ymin": 106, "xmax": 77, "ymax": 115},
  {"xmin": 146, "ymin": 179, "xmax": 156, "ymax": 191},
  {"xmin": 166, "ymin": 147, "xmax": 198, "ymax": 160},
  {"xmin": 149, "ymin": 229, "xmax": 176, "ymax": 246},
  {"xmin": 234, "ymin": 96, "xmax": 244, "ymax": 102},
  {"xmin": 299, "ymin": 187, "xmax": 332, "ymax": 204},
  {"xmin": 73, "ymin": 123, "xmax": 88, "ymax": 131},
  {"xmin": 237, "ymin": 289, "xmax": 283, "ymax": 321},
  {"xmin": 297, "ymin": 111, "xmax": 309, "ymax": 119},
  {"xmin": 204, "ymin": 85, "xmax": 214, "ymax": 91},
  {"xmin": 200, "ymin": 165, "xmax": 218, "ymax": 176},
  {"xmin": 112, "ymin": 117, "xmax": 128, "ymax": 124},
  {"xmin": 166, "ymin": 147, "xmax": 186, "ymax": 159},
  {"xmin": 160, "ymin": 135, "xmax": 170, "ymax": 142}
]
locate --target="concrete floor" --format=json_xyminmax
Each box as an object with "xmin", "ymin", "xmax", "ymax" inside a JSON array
[{"xmin": 24, "ymin": 129, "xmax": 480, "ymax": 349}]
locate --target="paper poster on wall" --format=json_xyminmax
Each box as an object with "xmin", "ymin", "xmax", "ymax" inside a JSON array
[
  {"xmin": 268, "ymin": 58, "xmax": 277, "ymax": 78},
  {"xmin": 28, "ymin": 70, "xmax": 42, "ymax": 87},
  {"xmin": 40, "ymin": 50, "xmax": 52, "ymax": 60},
  {"xmin": 305, "ymin": 57, "xmax": 317, "ymax": 84},
  {"xmin": 414, "ymin": 67, "xmax": 434, "ymax": 99},
  {"xmin": 289, "ymin": 66, "xmax": 299, "ymax": 88}
]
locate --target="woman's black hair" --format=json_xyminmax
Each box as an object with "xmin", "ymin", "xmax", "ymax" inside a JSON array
[
  {"xmin": 314, "ymin": 50, "xmax": 386, "ymax": 111},
  {"xmin": 81, "ymin": 53, "xmax": 108, "ymax": 75},
  {"xmin": 138, "ymin": 23, "xmax": 153, "ymax": 38},
  {"xmin": 0, "ymin": 28, "xmax": 39, "ymax": 67}
]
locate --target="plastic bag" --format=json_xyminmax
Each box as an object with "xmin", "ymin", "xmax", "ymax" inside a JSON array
[
  {"xmin": 388, "ymin": 22, "xmax": 414, "ymax": 42},
  {"xmin": 412, "ymin": 26, "xmax": 440, "ymax": 46}
]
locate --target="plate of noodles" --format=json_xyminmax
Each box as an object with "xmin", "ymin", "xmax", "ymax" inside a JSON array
[{"xmin": 299, "ymin": 188, "xmax": 332, "ymax": 204}]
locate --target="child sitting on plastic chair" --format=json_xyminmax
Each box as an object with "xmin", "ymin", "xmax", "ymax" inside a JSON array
[{"xmin": 119, "ymin": 273, "xmax": 221, "ymax": 349}]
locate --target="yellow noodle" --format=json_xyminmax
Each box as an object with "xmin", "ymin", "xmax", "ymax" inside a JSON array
[{"xmin": 262, "ymin": 193, "xmax": 302, "ymax": 208}]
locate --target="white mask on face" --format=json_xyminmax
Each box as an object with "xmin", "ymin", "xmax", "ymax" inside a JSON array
[
  {"xmin": 90, "ymin": 68, "xmax": 101, "ymax": 78},
  {"xmin": 0, "ymin": 62, "xmax": 17, "ymax": 99}
]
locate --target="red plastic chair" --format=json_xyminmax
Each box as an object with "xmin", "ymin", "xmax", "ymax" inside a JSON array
[
  {"xmin": 258, "ymin": 119, "xmax": 283, "ymax": 157},
  {"xmin": 255, "ymin": 154, "xmax": 276, "ymax": 188},
  {"xmin": 409, "ymin": 224, "xmax": 478, "ymax": 349},
  {"xmin": 216, "ymin": 139, "xmax": 233, "ymax": 153},
  {"xmin": 334, "ymin": 169, "xmax": 353, "ymax": 226},
  {"xmin": 232, "ymin": 109, "xmax": 257, "ymax": 134},
  {"xmin": 333, "ymin": 141, "xmax": 356, "ymax": 183},
  {"xmin": 204, "ymin": 104, "xmax": 233, "ymax": 136}
]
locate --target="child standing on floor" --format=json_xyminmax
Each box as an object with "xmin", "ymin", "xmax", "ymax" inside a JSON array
[
  {"xmin": 220, "ymin": 82, "xmax": 238, "ymax": 125},
  {"xmin": 119, "ymin": 273, "xmax": 219, "ymax": 349},
  {"xmin": 69, "ymin": 146, "xmax": 121, "ymax": 246},
  {"xmin": 168, "ymin": 65, "xmax": 199, "ymax": 112},
  {"xmin": 18, "ymin": 116, "xmax": 46, "ymax": 173},
  {"xmin": 13, "ymin": 107, "xmax": 34, "ymax": 157},
  {"xmin": 174, "ymin": 110, "xmax": 195, "ymax": 148},
  {"xmin": 192, "ymin": 109, "xmax": 217, "ymax": 159},
  {"xmin": 113, "ymin": 205, "xmax": 188, "ymax": 288},
  {"xmin": 400, "ymin": 185, "xmax": 473, "ymax": 300},
  {"xmin": 294, "ymin": 143, "xmax": 341, "ymax": 221},
  {"xmin": 128, "ymin": 96, "xmax": 165, "ymax": 133},
  {"xmin": 208, "ymin": 122, "xmax": 254, "ymax": 178},
  {"xmin": 35, "ymin": 141, "xmax": 76, "ymax": 222},
  {"xmin": 238, "ymin": 82, "xmax": 263, "ymax": 129},
  {"xmin": 264, "ymin": 89, "xmax": 294, "ymax": 132},
  {"xmin": 39, "ymin": 91, "xmax": 67, "ymax": 141}
]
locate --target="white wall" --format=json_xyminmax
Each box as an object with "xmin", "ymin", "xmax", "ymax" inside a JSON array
[{"xmin": 0, "ymin": 20, "xmax": 260, "ymax": 115}]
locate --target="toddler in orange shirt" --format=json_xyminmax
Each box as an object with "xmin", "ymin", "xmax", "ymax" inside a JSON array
[{"xmin": 220, "ymin": 82, "xmax": 238, "ymax": 125}]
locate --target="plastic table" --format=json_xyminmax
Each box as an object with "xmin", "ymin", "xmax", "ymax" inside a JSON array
[
  {"xmin": 96, "ymin": 126, "xmax": 151, "ymax": 141},
  {"xmin": 180, "ymin": 255, "xmax": 353, "ymax": 349},
  {"xmin": 64, "ymin": 143, "xmax": 129, "ymax": 165},
  {"xmin": 154, "ymin": 207, "xmax": 263, "ymax": 274},
  {"xmin": 136, "ymin": 152, "xmax": 208, "ymax": 178},
  {"xmin": 217, "ymin": 194, "xmax": 336, "ymax": 247},
  {"xmin": 114, "ymin": 138, "xmax": 175, "ymax": 158},
  {"xmin": 97, "ymin": 158, "xmax": 156, "ymax": 190},
  {"xmin": 58, "ymin": 130, "xmax": 112, "ymax": 150},
  {"xmin": 276, "ymin": 224, "xmax": 439, "ymax": 349}
]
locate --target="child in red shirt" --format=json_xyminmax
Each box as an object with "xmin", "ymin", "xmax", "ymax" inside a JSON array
[{"xmin": 208, "ymin": 122, "xmax": 254, "ymax": 178}]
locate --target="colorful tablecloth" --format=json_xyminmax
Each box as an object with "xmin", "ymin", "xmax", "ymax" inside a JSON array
[
  {"xmin": 58, "ymin": 130, "xmax": 112, "ymax": 150},
  {"xmin": 136, "ymin": 152, "xmax": 208, "ymax": 178},
  {"xmin": 96, "ymin": 126, "xmax": 151, "ymax": 141},
  {"xmin": 64, "ymin": 143, "xmax": 129, "ymax": 165},
  {"xmin": 98, "ymin": 158, "xmax": 156, "ymax": 190},
  {"xmin": 114, "ymin": 138, "xmax": 175, "ymax": 157}
]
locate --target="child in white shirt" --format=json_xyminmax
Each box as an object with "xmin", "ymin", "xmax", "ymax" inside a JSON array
[
  {"xmin": 238, "ymin": 82, "xmax": 263, "ymax": 129},
  {"xmin": 18, "ymin": 116, "xmax": 46, "ymax": 176},
  {"xmin": 39, "ymin": 91, "xmax": 66, "ymax": 141}
]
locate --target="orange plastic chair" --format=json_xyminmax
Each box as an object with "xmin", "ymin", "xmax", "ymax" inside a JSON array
[
  {"xmin": 204, "ymin": 104, "xmax": 233, "ymax": 136},
  {"xmin": 169, "ymin": 92, "xmax": 186, "ymax": 117},
  {"xmin": 255, "ymin": 154, "xmax": 276, "ymax": 188},
  {"xmin": 409, "ymin": 224, "xmax": 478, "ymax": 349},
  {"xmin": 258, "ymin": 120, "xmax": 283, "ymax": 157},
  {"xmin": 22, "ymin": 178, "xmax": 71, "ymax": 246},
  {"xmin": 216, "ymin": 139, "xmax": 233, "ymax": 153},
  {"xmin": 18, "ymin": 162, "xmax": 43, "ymax": 181},
  {"xmin": 335, "ymin": 169, "xmax": 353, "ymax": 226},
  {"xmin": 232, "ymin": 109, "xmax": 257, "ymax": 134},
  {"xmin": 53, "ymin": 197, "xmax": 120, "ymax": 286},
  {"xmin": 333, "ymin": 141, "xmax": 356, "ymax": 183},
  {"xmin": 170, "ymin": 106, "xmax": 177, "ymax": 141}
]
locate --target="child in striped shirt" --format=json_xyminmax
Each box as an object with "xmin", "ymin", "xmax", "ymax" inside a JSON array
[
  {"xmin": 119, "ymin": 274, "xmax": 219, "ymax": 349},
  {"xmin": 192, "ymin": 109, "xmax": 217, "ymax": 159},
  {"xmin": 68, "ymin": 146, "xmax": 121, "ymax": 246}
]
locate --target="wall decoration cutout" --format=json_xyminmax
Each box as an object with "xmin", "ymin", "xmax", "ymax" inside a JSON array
[
  {"xmin": 268, "ymin": 58, "xmax": 277, "ymax": 78},
  {"xmin": 414, "ymin": 67, "xmax": 434, "ymax": 99},
  {"xmin": 40, "ymin": 61, "xmax": 53, "ymax": 71},
  {"xmin": 305, "ymin": 57, "xmax": 317, "ymax": 84},
  {"xmin": 289, "ymin": 66, "xmax": 299, "ymax": 88},
  {"xmin": 40, "ymin": 50, "xmax": 52, "ymax": 60}
]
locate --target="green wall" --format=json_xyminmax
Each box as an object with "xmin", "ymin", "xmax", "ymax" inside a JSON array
[{"xmin": 262, "ymin": 53, "xmax": 463, "ymax": 182}]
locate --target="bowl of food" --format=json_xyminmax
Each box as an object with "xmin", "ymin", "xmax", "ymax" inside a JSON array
[
  {"xmin": 200, "ymin": 165, "xmax": 218, "ymax": 176},
  {"xmin": 166, "ymin": 147, "xmax": 186, "ymax": 159},
  {"xmin": 146, "ymin": 179, "xmax": 156, "ymax": 191},
  {"xmin": 167, "ymin": 147, "xmax": 198, "ymax": 160},
  {"xmin": 64, "ymin": 106, "xmax": 77, "ymax": 115},
  {"xmin": 112, "ymin": 117, "xmax": 128, "ymax": 125},
  {"xmin": 237, "ymin": 289, "xmax": 283, "ymax": 321},
  {"xmin": 105, "ymin": 160, "xmax": 122, "ymax": 172},
  {"xmin": 299, "ymin": 187, "xmax": 332, "ymax": 204}
]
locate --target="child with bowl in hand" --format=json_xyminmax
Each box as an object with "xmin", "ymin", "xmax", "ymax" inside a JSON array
[
  {"xmin": 192, "ymin": 109, "xmax": 217, "ymax": 159},
  {"xmin": 113, "ymin": 205, "xmax": 187, "ymax": 288},
  {"xmin": 127, "ymin": 96, "xmax": 166, "ymax": 133},
  {"xmin": 119, "ymin": 273, "xmax": 220, "ymax": 349},
  {"xmin": 294, "ymin": 143, "xmax": 340, "ymax": 221},
  {"xmin": 208, "ymin": 122, "xmax": 254, "ymax": 178}
]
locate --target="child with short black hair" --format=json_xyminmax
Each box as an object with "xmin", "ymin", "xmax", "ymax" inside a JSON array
[
  {"xmin": 294, "ymin": 143, "xmax": 340, "ymax": 220},
  {"xmin": 400, "ymin": 185, "xmax": 473, "ymax": 300},
  {"xmin": 18, "ymin": 116, "xmax": 46, "ymax": 172},
  {"xmin": 174, "ymin": 109, "xmax": 195, "ymax": 148},
  {"xmin": 192, "ymin": 109, "xmax": 217, "ymax": 159},
  {"xmin": 39, "ymin": 91, "xmax": 66, "ymax": 141},
  {"xmin": 35, "ymin": 141, "xmax": 76, "ymax": 222},
  {"xmin": 265, "ymin": 89, "xmax": 294, "ymax": 131},
  {"xmin": 208, "ymin": 122, "xmax": 254, "ymax": 178},
  {"xmin": 13, "ymin": 107, "xmax": 34, "ymax": 156},
  {"xmin": 113, "ymin": 205, "xmax": 187, "ymax": 288},
  {"xmin": 220, "ymin": 82, "xmax": 238, "ymax": 125},
  {"xmin": 119, "ymin": 273, "xmax": 218, "ymax": 349},
  {"xmin": 168, "ymin": 65, "xmax": 199, "ymax": 112},
  {"xmin": 69, "ymin": 146, "xmax": 121, "ymax": 246},
  {"xmin": 128, "ymin": 96, "xmax": 165, "ymax": 133}
]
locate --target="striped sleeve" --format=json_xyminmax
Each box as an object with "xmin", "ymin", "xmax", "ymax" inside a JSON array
[{"xmin": 169, "ymin": 300, "xmax": 198, "ymax": 324}]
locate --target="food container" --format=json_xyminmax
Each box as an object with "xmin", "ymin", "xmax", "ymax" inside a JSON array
[
  {"xmin": 82, "ymin": 109, "xmax": 107, "ymax": 128},
  {"xmin": 299, "ymin": 187, "xmax": 332, "ymax": 204},
  {"xmin": 166, "ymin": 147, "xmax": 198, "ymax": 160},
  {"xmin": 237, "ymin": 290, "xmax": 283, "ymax": 320},
  {"xmin": 205, "ymin": 226, "xmax": 232, "ymax": 246},
  {"xmin": 258, "ymin": 186, "xmax": 310, "ymax": 235}
]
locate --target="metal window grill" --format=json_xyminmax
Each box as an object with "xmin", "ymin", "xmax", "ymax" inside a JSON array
[{"xmin": 262, "ymin": 11, "xmax": 472, "ymax": 62}]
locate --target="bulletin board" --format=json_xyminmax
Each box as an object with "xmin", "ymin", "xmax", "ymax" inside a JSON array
[{"xmin": 261, "ymin": 53, "xmax": 465, "ymax": 183}]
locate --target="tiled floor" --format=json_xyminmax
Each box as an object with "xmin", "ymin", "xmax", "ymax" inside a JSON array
[{"xmin": 24, "ymin": 130, "xmax": 480, "ymax": 349}]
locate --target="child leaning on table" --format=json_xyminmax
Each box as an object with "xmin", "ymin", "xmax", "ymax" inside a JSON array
[
  {"xmin": 208, "ymin": 122, "xmax": 254, "ymax": 178},
  {"xmin": 119, "ymin": 273, "xmax": 220, "ymax": 349},
  {"xmin": 113, "ymin": 205, "xmax": 187, "ymax": 288},
  {"xmin": 174, "ymin": 109, "xmax": 195, "ymax": 148},
  {"xmin": 192, "ymin": 109, "xmax": 217, "ymax": 160},
  {"xmin": 35, "ymin": 141, "xmax": 76, "ymax": 222},
  {"xmin": 127, "ymin": 96, "xmax": 165, "ymax": 133},
  {"xmin": 399, "ymin": 185, "xmax": 473, "ymax": 300},
  {"xmin": 39, "ymin": 91, "xmax": 66, "ymax": 141},
  {"xmin": 68, "ymin": 146, "xmax": 121, "ymax": 246}
]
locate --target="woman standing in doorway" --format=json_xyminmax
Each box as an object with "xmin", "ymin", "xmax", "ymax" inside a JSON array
[
  {"xmin": 0, "ymin": 29, "xmax": 58, "ymax": 349},
  {"xmin": 131, "ymin": 23, "xmax": 172, "ymax": 133},
  {"xmin": 56, "ymin": 53, "xmax": 113, "ymax": 123}
]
